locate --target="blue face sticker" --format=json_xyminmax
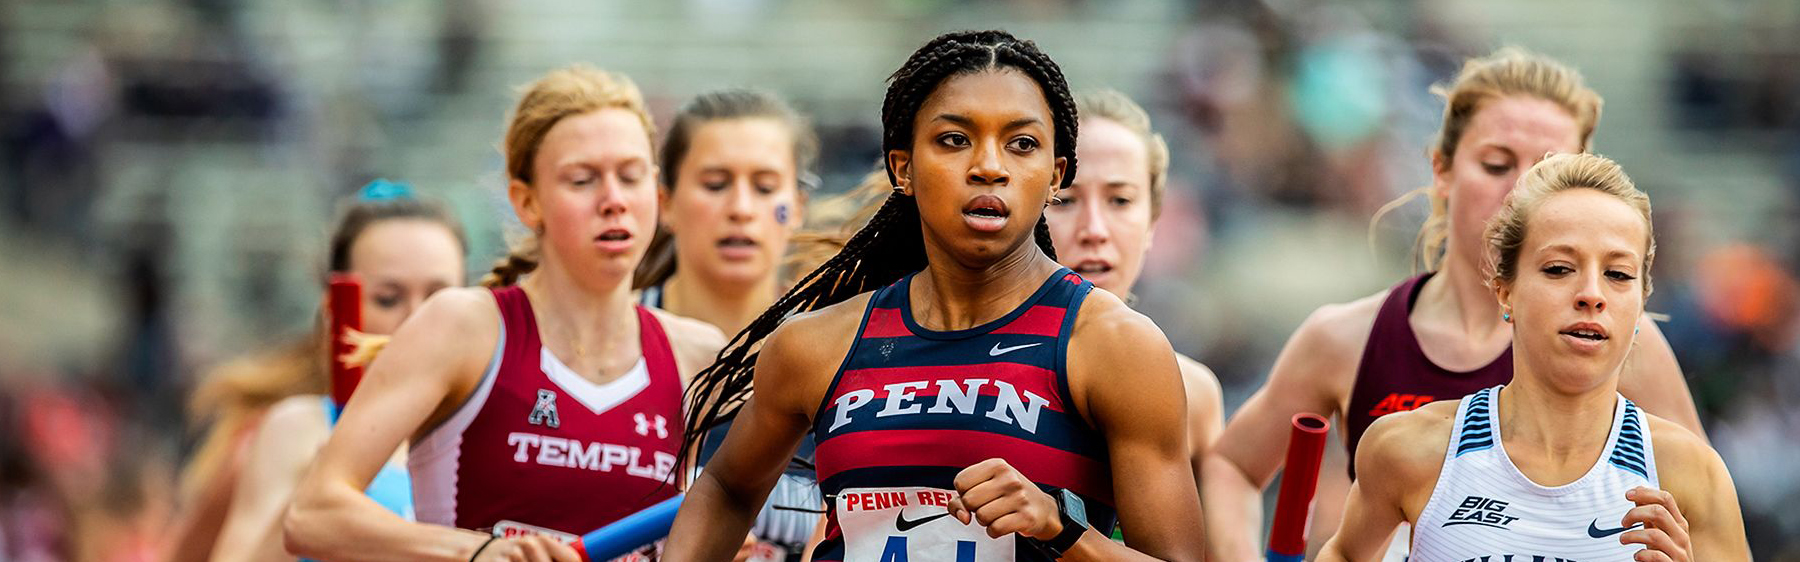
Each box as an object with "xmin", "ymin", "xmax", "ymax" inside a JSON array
[{"xmin": 774, "ymin": 203, "xmax": 791, "ymax": 225}]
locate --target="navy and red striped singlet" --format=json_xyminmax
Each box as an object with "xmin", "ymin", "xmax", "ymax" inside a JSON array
[{"xmin": 810, "ymin": 267, "xmax": 1115, "ymax": 562}]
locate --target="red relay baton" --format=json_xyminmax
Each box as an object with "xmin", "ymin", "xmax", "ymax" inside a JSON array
[
  {"xmin": 1266, "ymin": 413, "xmax": 1330, "ymax": 562},
  {"xmin": 328, "ymin": 273, "xmax": 363, "ymax": 408}
]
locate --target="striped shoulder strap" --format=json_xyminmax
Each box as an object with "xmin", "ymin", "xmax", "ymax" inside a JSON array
[
  {"xmin": 1608, "ymin": 400, "xmax": 1650, "ymax": 479},
  {"xmin": 1454, "ymin": 387, "xmax": 1497, "ymax": 457}
]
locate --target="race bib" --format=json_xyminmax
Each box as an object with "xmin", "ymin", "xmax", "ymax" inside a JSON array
[{"xmin": 835, "ymin": 487, "xmax": 1013, "ymax": 562}]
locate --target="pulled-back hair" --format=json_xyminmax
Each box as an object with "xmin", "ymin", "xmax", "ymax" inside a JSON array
[
  {"xmin": 484, "ymin": 65, "xmax": 655, "ymax": 287},
  {"xmin": 1485, "ymin": 152, "xmax": 1653, "ymax": 296},
  {"xmin": 1077, "ymin": 89, "xmax": 1171, "ymax": 219},
  {"xmin": 1374, "ymin": 47, "xmax": 1604, "ymax": 271},
  {"xmin": 328, "ymin": 190, "xmax": 467, "ymax": 277},
  {"xmin": 679, "ymin": 30, "xmax": 1079, "ymax": 457},
  {"xmin": 634, "ymin": 89, "xmax": 819, "ymax": 289}
]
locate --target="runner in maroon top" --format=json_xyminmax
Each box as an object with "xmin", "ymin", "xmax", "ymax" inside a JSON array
[
  {"xmin": 406, "ymin": 286, "xmax": 685, "ymax": 533},
  {"xmin": 285, "ymin": 65, "xmax": 725, "ymax": 562},
  {"xmin": 1340, "ymin": 271, "xmax": 1512, "ymax": 478},
  {"xmin": 1201, "ymin": 48, "xmax": 1709, "ymax": 561}
]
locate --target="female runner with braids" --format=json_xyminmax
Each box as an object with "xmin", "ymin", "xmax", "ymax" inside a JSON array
[
  {"xmin": 1044, "ymin": 89, "xmax": 1224, "ymax": 492},
  {"xmin": 634, "ymin": 89, "xmax": 823, "ymax": 560},
  {"xmin": 1201, "ymin": 48, "xmax": 1707, "ymax": 561},
  {"xmin": 665, "ymin": 30, "xmax": 1206, "ymax": 561},
  {"xmin": 284, "ymin": 65, "xmax": 726, "ymax": 562},
  {"xmin": 1319, "ymin": 153, "xmax": 1748, "ymax": 561}
]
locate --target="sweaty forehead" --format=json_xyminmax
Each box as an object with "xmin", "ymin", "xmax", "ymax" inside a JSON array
[
  {"xmin": 914, "ymin": 68, "xmax": 1054, "ymax": 131},
  {"xmin": 1463, "ymin": 96, "xmax": 1582, "ymax": 157},
  {"xmin": 1524, "ymin": 189, "xmax": 1648, "ymax": 259},
  {"xmin": 685, "ymin": 118, "xmax": 795, "ymax": 170},
  {"xmin": 537, "ymin": 109, "xmax": 653, "ymax": 170},
  {"xmin": 350, "ymin": 219, "xmax": 464, "ymax": 280}
]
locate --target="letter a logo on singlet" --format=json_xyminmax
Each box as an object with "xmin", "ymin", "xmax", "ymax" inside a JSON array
[{"xmin": 529, "ymin": 389, "xmax": 561, "ymax": 429}]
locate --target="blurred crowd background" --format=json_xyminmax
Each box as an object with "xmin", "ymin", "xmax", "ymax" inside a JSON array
[{"xmin": 0, "ymin": 0, "xmax": 1795, "ymax": 559}]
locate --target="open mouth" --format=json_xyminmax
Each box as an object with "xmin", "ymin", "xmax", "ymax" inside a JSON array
[
  {"xmin": 961, "ymin": 194, "xmax": 1011, "ymax": 233},
  {"xmin": 596, "ymin": 229, "xmax": 632, "ymax": 242},
  {"xmin": 717, "ymin": 235, "xmax": 758, "ymax": 248},
  {"xmin": 963, "ymin": 195, "xmax": 1010, "ymax": 219},
  {"xmin": 1073, "ymin": 260, "xmax": 1113, "ymax": 276},
  {"xmin": 1559, "ymin": 323, "xmax": 1609, "ymax": 342}
]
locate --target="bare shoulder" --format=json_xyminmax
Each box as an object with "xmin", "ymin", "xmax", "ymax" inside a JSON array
[
  {"xmin": 748, "ymin": 293, "xmax": 874, "ymax": 415},
  {"xmin": 1175, "ymin": 354, "xmax": 1222, "ymax": 406},
  {"xmin": 1263, "ymin": 288, "xmax": 1391, "ymax": 400},
  {"xmin": 1068, "ymin": 290, "xmax": 1186, "ymax": 415},
  {"xmin": 1294, "ymin": 289, "xmax": 1389, "ymax": 360},
  {"xmin": 646, "ymin": 307, "xmax": 729, "ymax": 379},
  {"xmin": 244, "ymin": 395, "xmax": 331, "ymax": 472},
  {"xmin": 409, "ymin": 286, "xmax": 503, "ymax": 339},
  {"xmin": 260, "ymin": 394, "xmax": 331, "ymax": 445},
  {"xmin": 374, "ymin": 286, "xmax": 502, "ymax": 397},
  {"xmin": 1071, "ymin": 287, "xmax": 1167, "ymax": 345},
  {"xmin": 1646, "ymin": 414, "xmax": 1730, "ymax": 493},
  {"xmin": 1357, "ymin": 400, "xmax": 1456, "ymax": 494},
  {"xmin": 762, "ymin": 292, "xmax": 874, "ymax": 367}
]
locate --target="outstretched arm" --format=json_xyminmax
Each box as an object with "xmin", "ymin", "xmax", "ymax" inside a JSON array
[
  {"xmin": 210, "ymin": 396, "xmax": 327, "ymax": 562},
  {"xmin": 1205, "ymin": 301, "xmax": 1370, "ymax": 561},
  {"xmin": 284, "ymin": 289, "xmax": 579, "ymax": 562}
]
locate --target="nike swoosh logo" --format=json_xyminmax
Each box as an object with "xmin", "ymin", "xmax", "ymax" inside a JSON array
[
  {"xmin": 895, "ymin": 510, "xmax": 952, "ymax": 532},
  {"xmin": 989, "ymin": 342, "xmax": 1043, "ymax": 356},
  {"xmin": 1587, "ymin": 520, "xmax": 1643, "ymax": 538}
]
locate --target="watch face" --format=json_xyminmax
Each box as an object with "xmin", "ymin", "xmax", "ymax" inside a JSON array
[{"xmin": 1059, "ymin": 488, "xmax": 1090, "ymax": 529}]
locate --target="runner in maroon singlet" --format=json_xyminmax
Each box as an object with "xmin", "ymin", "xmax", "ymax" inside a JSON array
[
  {"xmin": 285, "ymin": 66, "xmax": 725, "ymax": 562},
  {"xmin": 1200, "ymin": 48, "xmax": 1708, "ymax": 561}
]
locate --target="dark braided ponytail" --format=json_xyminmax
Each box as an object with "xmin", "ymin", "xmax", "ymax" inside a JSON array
[{"xmin": 680, "ymin": 30, "xmax": 1080, "ymax": 463}]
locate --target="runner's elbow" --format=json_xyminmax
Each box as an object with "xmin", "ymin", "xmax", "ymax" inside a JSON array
[
  {"xmin": 280, "ymin": 500, "xmax": 322, "ymax": 557},
  {"xmin": 1201, "ymin": 452, "xmax": 1259, "ymax": 491},
  {"xmin": 281, "ymin": 481, "xmax": 343, "ymax": 557}
]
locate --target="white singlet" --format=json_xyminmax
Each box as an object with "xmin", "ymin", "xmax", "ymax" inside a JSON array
[{"xmin": 1411, "ymin": 385, "xmax": 1656, "ymax": 561}]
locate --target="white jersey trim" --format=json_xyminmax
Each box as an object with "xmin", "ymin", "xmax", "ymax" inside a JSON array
[
  {"xmin": 408, "ymin": 312, "xmax": 507, "ymax": 527},
  {"xmin": 540, "ymin": 348, "xmax": 648, "ymax": 416}
]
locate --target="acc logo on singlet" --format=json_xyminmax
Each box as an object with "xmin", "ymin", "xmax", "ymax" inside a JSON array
[
  {"xmin": 836, "ymin": 486, "xmax": 1013, "ymax": 562},
  {"xmin": 1368, "ymin": 393, "xmax": 1435, "ymax": 417}
]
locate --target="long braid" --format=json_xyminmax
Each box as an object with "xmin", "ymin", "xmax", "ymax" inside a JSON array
[
  {"xmin": 680, "ymin": 194, "xmax": 921, "ymax": 456},
  {"xmin": 679, "ymin": 30, "xmax": 1081, "ymax": 468}
]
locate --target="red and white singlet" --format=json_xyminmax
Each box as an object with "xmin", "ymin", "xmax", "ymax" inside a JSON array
[{"xmin": 408, "ymin": 286, "xmax": 684, "ymax": 536}]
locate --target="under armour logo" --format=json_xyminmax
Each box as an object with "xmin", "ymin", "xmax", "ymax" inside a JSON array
[
  {"xmin": 634, "ymin": 413, "xmax": 668, "ymax": 439},
  {"xmin": 528, "ymin": 389, "xmax": 560, "ymax": 428}
]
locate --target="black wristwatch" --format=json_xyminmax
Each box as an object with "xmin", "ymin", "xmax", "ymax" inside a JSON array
[{"xmin": 1030, "ymin": 488, "xmax": 1089, "ymax": 559}]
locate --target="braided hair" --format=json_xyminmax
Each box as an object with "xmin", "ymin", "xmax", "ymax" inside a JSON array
[{"xmin": 680, "ymin": 30, "xmax": 1080, "ymax": 461}]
